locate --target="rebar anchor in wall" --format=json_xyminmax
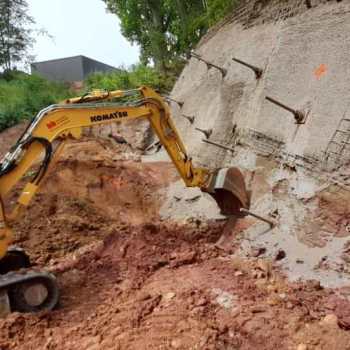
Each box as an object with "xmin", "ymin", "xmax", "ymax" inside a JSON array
[
  {"xmin": 164, "ymin": 96, "xmax": 184, "ymax": 108},
  {"xmin": 195, "ymin": 127, "xmax": 213, "ymax": 139},
  {"xmin": 202, "ymin": 138, "xmax": 235, "ymax": 153},
  {"xmin": 191, "ymin": 52, "xmax": 227, "ymax": 78},
  {"xmin": 181, "ymin": 114, "xmax": 195, "ymax": 124},
  {"xmin": 232, "ymin": 58, "xmax": 263, "ymax": 79},
  {"xmin": 265, "ymin": 96, "xmax": 307, "ymax": 124}
]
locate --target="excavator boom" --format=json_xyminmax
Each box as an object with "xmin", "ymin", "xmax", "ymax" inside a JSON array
[{"xmin": 0, "ymin": 86, "xmax": 249, "ymax": 315}]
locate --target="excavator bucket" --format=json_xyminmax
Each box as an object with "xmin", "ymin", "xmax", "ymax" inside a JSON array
[{"xmin": 206, "ymin": 167, "xmax": 250, "ymax": 216}]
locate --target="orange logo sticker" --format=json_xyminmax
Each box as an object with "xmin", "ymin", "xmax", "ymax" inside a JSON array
[
  {"xmin": 314, "ymin": 64, "xmax": 327, "ymax": 80},
  {"xmin": 46, "ymin": 121, "xmax": 57, "ymax": 130}
]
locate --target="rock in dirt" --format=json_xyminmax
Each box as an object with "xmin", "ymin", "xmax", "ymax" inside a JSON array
[
  {"xmin": 170, "ymin": 250, "xmax": 197, "ymax": 267},
  {"xmin": 163, "ymin": 292, "xmax": 176, "ymax": 302},
  {"xmin": 297, "ymin": 344, "xmax": 307, "ymax": 350},
  {"xmin": 78, "ymin": 336, "xmax": 102, "ymax": 350},
  {"xmin": 320, "ymin": 314, "xmax": 339, "ymax": 328},
  {"xmin": 212, "ymin": 289, "xmax": 237, "ymax": 310},
  {"xmin": 171, "ymin": 339, "xmax": 183, "ymax": 349},
  {"xmin": 195, "ymin": 297, "xmax": 208, "ymax": 307},
  {"xmin": 325, "ymin": 296, "xmax": 350, "ymax": 329},
  {"xmin": 256, "ymin": 259, "xmax": 273, "ymax": 279}
]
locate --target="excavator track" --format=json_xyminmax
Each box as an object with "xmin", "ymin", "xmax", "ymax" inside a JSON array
[
  {"xmin": 0, "ymin": 246, "xmax": 30, "ymax": 274},
  {"xmin": 0, "ymin": 269, "xmax": 59, "ymax": 313},
  {"xmin": 0, "ymin": 247, "xmax": 59, "ymax": 314}
]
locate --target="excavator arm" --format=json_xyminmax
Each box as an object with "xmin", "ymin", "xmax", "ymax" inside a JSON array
[
  {"xmin": 1, "ymin": 88, "xmax": 207, "ymax": 200},
  {"xmin": 0, "ymin": 86, "xmax": 249, "ymax": 315}
]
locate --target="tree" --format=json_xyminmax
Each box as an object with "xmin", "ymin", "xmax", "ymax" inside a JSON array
[
  {"xmin": 103, "ymin": 0, "xmax": 169, "ymax": 72},
  {"xmin": 205, "ymin": 0, "xmax": 239, "ymax": 26},
  {"xmin": 0, "ymin": 0, "xmax": 34, "ymax": 72},
  {"xmin": 104, "ymin": 0, "xmax": 208, "ymax": 72},
  {"xmin": 167, "ymin": 0, "xmax": 207, "ymax": 57},
  {"xmin": 103, "ymin": 0, "xmax": 240, "ymax": 74}
]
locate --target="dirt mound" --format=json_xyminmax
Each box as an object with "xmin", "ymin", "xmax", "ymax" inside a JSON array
[
  {"xmin": 9, "ymin": 138, "xmax": 177, "ymax": 263},
  {"xmin": 2, "ymin": 222, "xmax": 350, "ymax": 349}
]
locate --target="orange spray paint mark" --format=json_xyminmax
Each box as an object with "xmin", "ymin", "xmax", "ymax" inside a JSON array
[{"xmin": 314, "ymin": 64, "xmax": 327, "ymax": 80}]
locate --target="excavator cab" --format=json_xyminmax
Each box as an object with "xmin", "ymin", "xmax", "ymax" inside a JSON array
[{"xmin": 206, "ymin": 167, "xmax": 250, "ymax": 216}]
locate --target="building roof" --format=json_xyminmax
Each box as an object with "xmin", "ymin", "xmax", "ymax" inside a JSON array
[
  {"xmin": 31, "ymin": 55, "xmax": 118, "ymax": 82},
  {"xmin": 32, "ymin": 55, "xmax": 117, "ymax": 71}
]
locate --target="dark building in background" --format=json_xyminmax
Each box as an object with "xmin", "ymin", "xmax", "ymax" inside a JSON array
[{"xmin": 31, "ymin": 55, "xmax": 118, "ymax": 82}]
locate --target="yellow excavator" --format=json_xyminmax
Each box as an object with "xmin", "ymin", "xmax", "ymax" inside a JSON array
[{"xmin": 0, "ymin": 86, "xmax": 249, "ymax": 315}]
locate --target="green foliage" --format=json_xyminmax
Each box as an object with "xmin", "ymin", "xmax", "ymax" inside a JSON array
[
  {"xmin": 103, "ymin": 0, "xmax": 240, "ymax": 74},
  {"xmin": 84, "ymin": 63, "xmax": 179, "ymax": 94},
  {"xmin": 104, "ymin": 0, "xmax": 173, "ymax": 72},
  {"xmin": 205, "ymin": 0, "xmax": 239, "ymax": 25},
  {"xmin": 0, "ymin": 0, "xmax": 241, "ymax": 131},
  {"xmin": 0, "ymin": 71, "xmax": 72, "ymax": 131},
  {"xmin": 0, "ymin": 0, "xmax": 34, "ymax": 71}
]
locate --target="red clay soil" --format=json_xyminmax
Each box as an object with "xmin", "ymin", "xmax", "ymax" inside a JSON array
[
  {"xmin": 1, "ymin": 127, "xmax": 350, "ymax": 349},
  {"xmin": 0, "ymin": 122, "xmax": 28, "ymax": 159},
  {"xmin": 1, "ymin": 222, "xmax": 350, "ymax": 349},
  {"xmin": 8, "ymin": 138, "xmax": 177, "ymax": 263}
]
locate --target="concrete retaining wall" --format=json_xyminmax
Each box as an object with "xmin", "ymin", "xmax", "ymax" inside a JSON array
[{"xmin": 171, "ymin": 0, "xmax": 350, "ymax": 171}]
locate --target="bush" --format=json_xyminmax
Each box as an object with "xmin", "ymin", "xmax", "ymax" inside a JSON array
[
  {"xmin": 84, "ymin": 63, "xmax": 179, "ymax": 94},
  {"xmin": 0, "ymin": 63, "xmax": 183, "ymax": 132},
  {"xmin": 0, "ymin": 71, "xmax": 72, "ymax": 131}
]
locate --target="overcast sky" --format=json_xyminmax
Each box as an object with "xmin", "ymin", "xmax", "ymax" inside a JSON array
[{"xmin": 27, "ymin": 0, "xmax": 140, "ymax": 68}]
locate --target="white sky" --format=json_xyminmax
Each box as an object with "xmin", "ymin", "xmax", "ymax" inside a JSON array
[{"xmin": 27, "ymin": 0, "xmax": 140, "ymax": 68}]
